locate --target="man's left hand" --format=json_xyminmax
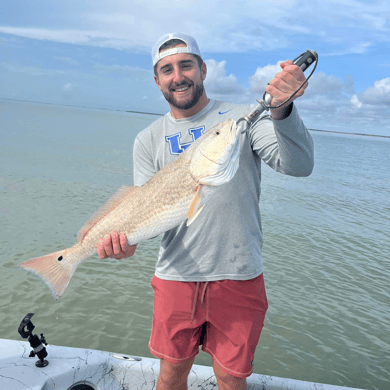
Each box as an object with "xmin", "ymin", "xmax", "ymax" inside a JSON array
[
  {"xmin": 265, "ymin": 60, "xmax": 308, "ymax": 120},
  {"xmin": 97, "ymin": 232, "xmax": 137, "ymax": 260}
]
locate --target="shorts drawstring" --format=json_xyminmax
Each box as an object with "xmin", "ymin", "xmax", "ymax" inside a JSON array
[{"xmin": 190, "ymin": 281, "xmax": 209, "ymax": 323}]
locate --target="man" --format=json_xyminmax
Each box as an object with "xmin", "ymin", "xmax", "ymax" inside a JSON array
[{"xmin": 98, "ymin": 32, "xmax": 314, "ymax": 390}]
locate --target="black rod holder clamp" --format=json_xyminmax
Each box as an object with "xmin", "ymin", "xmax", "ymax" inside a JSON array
[{"xmin": 18, "ymin": 313, "xmax": 49, "ymax": 368}]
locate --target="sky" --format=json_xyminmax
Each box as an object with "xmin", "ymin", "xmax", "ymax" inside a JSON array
[{"xmin": 0, "ymin": 0, "xmax": 389, "ymax": 136}]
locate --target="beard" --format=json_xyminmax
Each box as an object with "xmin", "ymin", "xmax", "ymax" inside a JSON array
[{"xmin": 162, "ymin": 81, "xmax": 204, "ymax": 111}]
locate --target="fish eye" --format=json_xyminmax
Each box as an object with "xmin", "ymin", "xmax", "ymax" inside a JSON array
[
  {"xmin": 216, "ymin": 131, "xmax": 220, "ymax": 135},
  {"xmin": 58, "ymin": 256, "xmax": 63, "ymax": 261}
]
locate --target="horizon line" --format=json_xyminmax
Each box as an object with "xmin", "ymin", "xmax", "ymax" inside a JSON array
[{"xmin": 1, "ymin": 97, "xmax": 389, "ymax": 139}]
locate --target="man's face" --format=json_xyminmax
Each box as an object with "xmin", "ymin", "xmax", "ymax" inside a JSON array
[{"xmin": 154, "ymin": 45, "xmax": 206, "ymax": 111}]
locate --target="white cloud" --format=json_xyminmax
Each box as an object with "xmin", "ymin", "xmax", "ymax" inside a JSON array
[
  {"xmin": 0, "ymin": 27, "xmax": 139, "ymax": 50},
  {"xmin": 351, "ymin": 78, "xmax": 390, "ymax": 107},
  {"xmin": 242, "ymin": 59, "xmax": 389, "ymax": 134},
  {"xmin": 351, "ymin": 95, "xmax": 362, "ymax": 109},
  {"xmin": 249, "ymin": 62, "xmax": 284, "ymax": 94},
  {"xmin": 300, "ymin": 72, "xmax": 355, "ymax": 98},
  {"xmin": 0, "ymin": 0, "xmax": 389, "ymax": 55},
  {"xmin": 296, "ymin": 74, "xmax": 390, "ymax": 135},
  {"xmin": 1, "ymin": 0, "xmax": 389, "ymax": 135},
  {"xmin": 203, "ymin": 58, "xmax": 390, "ymax": 134},
  {"xmin": 375, "ymin": 78, "xmax": 390, "ymax": 93},
  {"xmin": 204, "ymin": 58, "xmax": 365, "ymax": 129},
  {"xmin": 204, "ymin": 59, "xmax": 245, "ymax": 96}
]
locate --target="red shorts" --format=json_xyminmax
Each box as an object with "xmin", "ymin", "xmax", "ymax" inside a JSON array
[{"xmin": 149, "ymin": 274, "xmax": 268, "ymax": 378}]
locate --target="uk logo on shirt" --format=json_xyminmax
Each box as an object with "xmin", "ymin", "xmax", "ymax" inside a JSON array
[{"xmin": 165, "ymin": 126, "xmax": 205, "ymax": 155}]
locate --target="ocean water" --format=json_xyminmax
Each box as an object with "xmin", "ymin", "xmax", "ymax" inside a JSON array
[{"xmin": 0, "ymin": 99, "xmax": 389, "ymax": 390}]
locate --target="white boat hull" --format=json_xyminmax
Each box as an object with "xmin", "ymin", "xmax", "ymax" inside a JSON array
[{"xmin": 0, "ymin": 339, "xmax": 364, "ymax": 390}]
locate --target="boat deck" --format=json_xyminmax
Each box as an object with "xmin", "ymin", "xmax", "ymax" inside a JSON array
[{"xmin": 0, "ymin": 339, "xmax": 365, "ymax": 390}]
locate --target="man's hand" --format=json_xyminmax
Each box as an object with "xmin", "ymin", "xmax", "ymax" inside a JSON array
[
  {"xmin": 265, "ymin": 60, "xmax": 308, "ymax": 120},
  {"xmin": 97, "ymin": 232, "xmax": 137, "ymax": 259}
]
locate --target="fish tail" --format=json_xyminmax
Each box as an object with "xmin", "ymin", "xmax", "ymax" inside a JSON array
[{"xmin": 20, "ymin": 246, "xmax": 83, "ymax": 300}]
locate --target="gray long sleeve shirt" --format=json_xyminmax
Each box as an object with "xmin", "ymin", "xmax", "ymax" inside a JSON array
[{"xmin": 133, "ymin": 99, "xmax": 314, "ymax": 282}]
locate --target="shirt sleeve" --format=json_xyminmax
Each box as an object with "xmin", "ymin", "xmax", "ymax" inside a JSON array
[
  {"xmin": 133, "ymin": 135, "xmax": 156, "ymax": 187},
  {"xmin": 249, "ymin": 104, "xmax": 314, "ymax": 177}
]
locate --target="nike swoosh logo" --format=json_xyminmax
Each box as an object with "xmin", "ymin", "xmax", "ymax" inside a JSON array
[{"xmin": 219, "ymin": 109, "xmax": 232, "ymax": 115}]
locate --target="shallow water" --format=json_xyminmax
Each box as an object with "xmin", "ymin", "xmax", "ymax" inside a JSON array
[{"xmin": 1, "ymin": 100, "xmax": 389, "ymax": 389}]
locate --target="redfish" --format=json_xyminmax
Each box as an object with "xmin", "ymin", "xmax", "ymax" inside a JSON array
[{"xmin": 20, "ymin": 118, "xmax": 242, "ymax": 299}]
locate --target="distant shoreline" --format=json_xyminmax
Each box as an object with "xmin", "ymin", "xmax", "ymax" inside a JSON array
[
  {"xmin": 124, "ymin": 110, "xmax": 163, "ymax": 116},
  {"xmin": 308, "ymin": 128, "xmax": 390, "ymax": 139},
  {"xmin": 1, "ymin": 97, "xmax": 389, "ymax": 139}
]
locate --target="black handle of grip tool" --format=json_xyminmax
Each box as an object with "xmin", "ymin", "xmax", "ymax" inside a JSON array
[{"xmin": 294, "ymin": 50, "xmax": 318, "ymax": 72}]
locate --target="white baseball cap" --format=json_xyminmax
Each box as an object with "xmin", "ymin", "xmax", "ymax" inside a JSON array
[{"xmin": 152, "ymin": 32, "xmax": 202, "ymax": 66}]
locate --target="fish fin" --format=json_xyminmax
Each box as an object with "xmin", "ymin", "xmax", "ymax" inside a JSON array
[
  {"xmin": 187, "ymin": 205, "xmax": 205, "ymax": 226},
  {"xmin": 77, "ymin": 185, "xmax": 141, "ymax": 243},
  {"xmin": 187, "ymin": 186, "xmax": 204, "ymax": 226},
  {"xmin": 187, "ymin": 186, "xmax": 202, "ymax": 220},
  {"xmin": 20, "ymin": 247, "xmax": 82, "ymax": 300}
]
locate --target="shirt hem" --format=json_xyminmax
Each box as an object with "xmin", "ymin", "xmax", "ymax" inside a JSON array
[{"xmin": 154, "ymin": 269, "xmax": 263, "ymax": 282}]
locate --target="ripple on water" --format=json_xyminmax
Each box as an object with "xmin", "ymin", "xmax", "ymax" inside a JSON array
[{"xmin": 1, "ymin": 105, "xmax": 389, "ymax": 390}]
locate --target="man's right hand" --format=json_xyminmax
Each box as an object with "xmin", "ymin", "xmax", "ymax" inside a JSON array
[{"xmin": 97, "ymin": 232, "xmax": 137, "ymax": 259}]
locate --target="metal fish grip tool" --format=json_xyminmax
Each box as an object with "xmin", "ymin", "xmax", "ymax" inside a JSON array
[{"xmin": 237, "ymin": 50, "xmax": 318, "ymax": 133}]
